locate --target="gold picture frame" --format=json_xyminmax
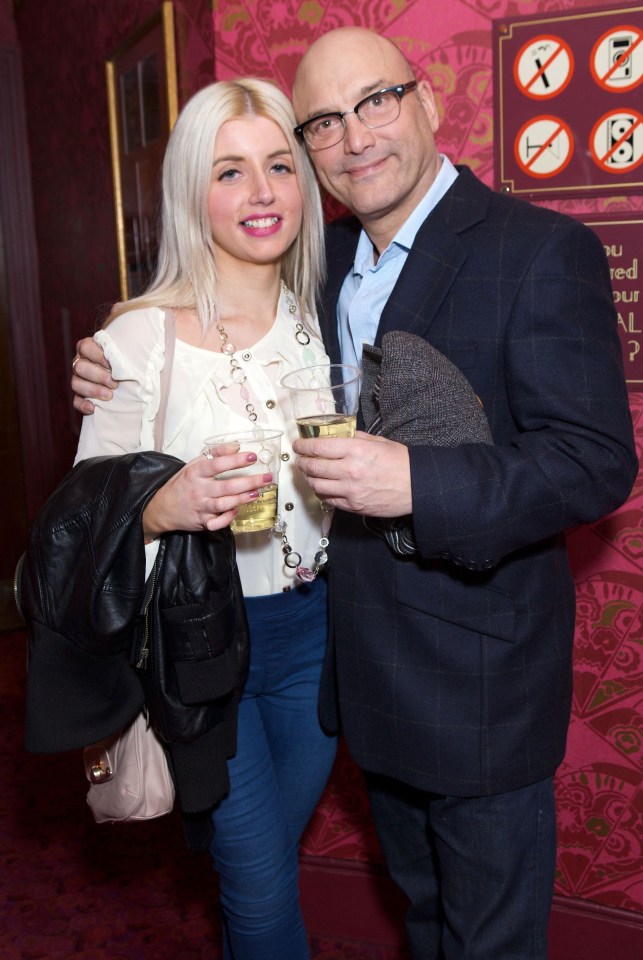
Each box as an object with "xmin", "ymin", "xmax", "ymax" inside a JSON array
[{"xmin": 106, "ymin": 2, "xmax": 178, "ymax": 300}]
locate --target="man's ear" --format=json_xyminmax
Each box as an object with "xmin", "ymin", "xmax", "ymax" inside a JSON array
[{"xmin": 417, "ymin": 79, "xmax": 440, "ymax": 133}]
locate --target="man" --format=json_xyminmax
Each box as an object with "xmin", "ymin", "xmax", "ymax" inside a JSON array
[{"xmin": 72, "ymin": 27, "xmax": 637, "ymax": 959}]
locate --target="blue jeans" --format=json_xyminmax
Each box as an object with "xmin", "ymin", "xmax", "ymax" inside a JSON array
[
  {"xmin": 209, "ymin": 578, "xmax": 337, "ymax": 960},
  {"xmin": 366, "ymin": 773, "xmax": 556, "ymax": 960}
]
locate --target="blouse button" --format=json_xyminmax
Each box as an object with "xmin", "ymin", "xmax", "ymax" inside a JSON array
[
  {"xmin": 266, "ymin": 399, "xmax": 276, "ymax": 409},
  {"xmin": 242, "ymin": 352, "xmax": 251, "ymax": 361},
  {"xmin": 285, "ymin": 502, "xmax": 294, "ymax": 511},
  {"xmin": 281, "ymin": 453, "xmax": 290, "ymax": 462}
]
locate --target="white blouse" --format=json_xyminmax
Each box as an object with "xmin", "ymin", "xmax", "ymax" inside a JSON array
[{"xmin": 75, "ymin": 289, "xmax": 330, "ymax": 596}]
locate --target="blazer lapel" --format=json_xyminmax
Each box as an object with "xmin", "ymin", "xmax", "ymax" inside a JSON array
[
  {"xmin": 377, "ymin": 166, "xmax": 490, "ymax": 345},
  {"xmin": 320, "ymin": 167, "xmax": 492, "ymax": 355}
]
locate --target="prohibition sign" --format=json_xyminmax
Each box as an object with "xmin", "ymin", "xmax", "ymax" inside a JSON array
[
  {"xmin": 514, "ymin": 115, "xmax": 574, "ymax": 179},
  {"xmin": 590, "ymin": 108, "xmax": 643, "ymax": 173},
  {"xmin": 590, "ymin": 25, "xmax": 642, "ymax": 93},
  {"xmin": 513, "ymin": 34, "xmax": 574, "ymax": 100}
]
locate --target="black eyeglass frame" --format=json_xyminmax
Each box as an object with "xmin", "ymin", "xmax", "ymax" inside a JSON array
[{"xmin": 293, "ymin": 80, "xmax": 418, "ymax": 147}]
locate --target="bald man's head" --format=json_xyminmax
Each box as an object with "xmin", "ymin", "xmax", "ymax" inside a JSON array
[
  {"xmin": 293, "ymin": 28, "xmax": 410, "ymax": 117},
  {"xmin": 292, "ymin": 27, "xmax": 442, "ymax": 250}
]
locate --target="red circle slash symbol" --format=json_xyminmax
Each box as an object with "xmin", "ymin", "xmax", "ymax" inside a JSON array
[
  {"xmin": 514, "ymin": 35, "xmax": 575, "ymax": 100},
  {"xmin": 590, "ymin": 109, "xmax": 643, "ymax": 173},
  {"xmin": 590, "ymin": 26, "xmax": 642, "ymax": 93},
  {"xmin": 514, "ymin": 115, "xmax": 574, "ymax": 179}
]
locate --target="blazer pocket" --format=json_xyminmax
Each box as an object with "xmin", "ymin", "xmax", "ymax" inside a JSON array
[
  {"xmin": 395, "ymin": 564, "xmax": 516, "ymax": 643},
  {"xmin": 430, "ymin": 339, "xmax": 478, "ymax": 371}
]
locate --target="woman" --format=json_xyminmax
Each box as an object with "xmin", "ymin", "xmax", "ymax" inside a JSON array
[{"xmin": 74, "ymin": 79, "xmax": 336, "ymax": 960}]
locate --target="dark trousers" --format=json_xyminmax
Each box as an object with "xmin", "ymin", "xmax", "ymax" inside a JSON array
[{"xmin": 365, "ymin": 772, "xmax": 556, "ymax": 960}]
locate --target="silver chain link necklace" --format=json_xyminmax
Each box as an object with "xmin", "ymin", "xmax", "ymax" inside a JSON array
[{"xmin": 215, "ymin": 282, "xmax": 331, "ymax": 583}]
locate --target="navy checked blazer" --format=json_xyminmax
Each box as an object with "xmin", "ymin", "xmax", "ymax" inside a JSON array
[{"xmin": 317, "ymin": 166, "xmax": 638, "ymax": 798}]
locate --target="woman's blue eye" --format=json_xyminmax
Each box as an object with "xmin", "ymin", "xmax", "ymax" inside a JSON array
[{"xmin": 215, "ymin": 159, "xmax": 293, "ymax": 181}]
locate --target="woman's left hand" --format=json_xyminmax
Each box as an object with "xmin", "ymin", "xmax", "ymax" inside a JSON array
[{"xmin": 142, "ymin": 446, "xmax": 272, "ymax": 537}]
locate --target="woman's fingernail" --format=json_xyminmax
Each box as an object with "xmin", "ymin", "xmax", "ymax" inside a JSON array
[
  {"xmin": 248, "ymin": 491, "xmax": 259, "ymax": 500},
  {"xmin": 262, "ymin": 473, "xmax": 273, "ymax": 483},
  {"xmin": 246, "ymin": 453, "xmax": 257, "ymax": 463}
]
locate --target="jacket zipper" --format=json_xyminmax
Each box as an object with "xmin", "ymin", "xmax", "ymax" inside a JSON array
[{"xmin": 136, "ymin": 560, "xmax": 158, "ymax": 670}]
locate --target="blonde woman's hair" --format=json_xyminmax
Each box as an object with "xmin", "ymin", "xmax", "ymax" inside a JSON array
[{"xmin": 107, "ymin": 78, "xmax": 325, "ymax": 331}]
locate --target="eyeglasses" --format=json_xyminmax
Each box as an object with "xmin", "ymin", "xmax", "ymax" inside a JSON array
[{"xmin": 294, "ymin": 80, "xmax": 418, "ymax": 150}]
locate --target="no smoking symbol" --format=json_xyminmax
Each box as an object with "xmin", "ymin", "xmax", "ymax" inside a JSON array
[
  {"xmin": 514, "ymin": 34, "xmax": 574, "ymax": 99},
  {"xmin": 590, "ymin": 109, "xmax": 643, "ymax": 173}
]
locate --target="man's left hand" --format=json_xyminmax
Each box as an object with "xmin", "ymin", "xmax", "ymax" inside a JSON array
[{"xmin": 292, "ymin": 431, "xmax": 411, "ymax": 517}]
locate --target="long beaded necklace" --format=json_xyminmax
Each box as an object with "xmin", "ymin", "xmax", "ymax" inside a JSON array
[{"xmin": 215, "ymin": 282, "xmax": 332, "ymax": 583}]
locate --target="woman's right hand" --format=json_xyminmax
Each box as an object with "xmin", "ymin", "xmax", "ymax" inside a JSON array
[
  {"xmin": 72, "ymin": 337, "xmax": 117, "ymax": 414},
  {"xmin": 142, "ymin": 446, "xmax": 272, "ymax": 537}
]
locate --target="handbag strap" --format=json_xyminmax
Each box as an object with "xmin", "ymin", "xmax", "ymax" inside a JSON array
[{"xmin": 153, "ymin": 310, "xmax": 176, "ymax": 452}]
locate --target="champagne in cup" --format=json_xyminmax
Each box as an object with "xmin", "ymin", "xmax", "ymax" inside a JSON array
[
  {"xmin": 282, "ymin": 364, "xmax": 362, "ymax": 439},
  {"xmin": 203, "ymin": 429, "xmax": 283, "ymax": 533}
]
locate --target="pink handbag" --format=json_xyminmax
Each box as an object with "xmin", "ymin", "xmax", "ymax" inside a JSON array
[
  {"xmin": 83, "ymin": 311, "xmax": 177, "ymax": 824},
  {"xmin": 83, "ymin": 712, "xmax": 175, "ymax": 823}
]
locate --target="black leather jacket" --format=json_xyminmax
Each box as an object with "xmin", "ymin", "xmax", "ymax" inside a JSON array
[{"xmin": 17, "ymin": 452, "xmax": 249, "ymax": 823}]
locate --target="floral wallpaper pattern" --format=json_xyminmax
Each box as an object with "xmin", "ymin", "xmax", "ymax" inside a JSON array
[{"xmin": 12, "ymin": 0, "xmax": 643, "ymax": 920}]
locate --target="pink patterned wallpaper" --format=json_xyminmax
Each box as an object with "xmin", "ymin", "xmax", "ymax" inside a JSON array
[
  {"xmin": 12, "ymin": 0, "xmax": 643, "ymax": 919},
  {"xmin": 556, "ymin": 392, "xmax": 643, "ymax": 909}
]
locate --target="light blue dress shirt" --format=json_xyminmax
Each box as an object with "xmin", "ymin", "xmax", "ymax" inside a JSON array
[{"xmin": 337, "ymin": 156, "xmax": 459, "ymax": 369}]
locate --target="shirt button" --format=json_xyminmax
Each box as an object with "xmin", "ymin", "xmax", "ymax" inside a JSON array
[
  {"xmin": 242, "ymin": 352, "xmax": 251, "ymax": 361},
  {"xmin": 285, "ymin": 502, "xmax": 294, "ymax": 511},
  {"xmin": 281, "ymin": 453, "xmax": 290, "ymax": 462},
  {"xmin": 266, "ymin": 399, "xmax": 276, "ymax": 409}
]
